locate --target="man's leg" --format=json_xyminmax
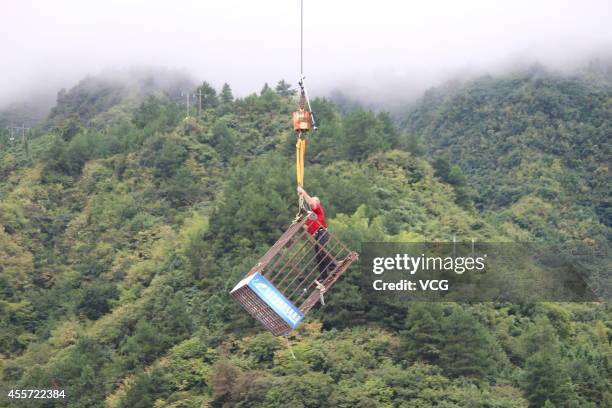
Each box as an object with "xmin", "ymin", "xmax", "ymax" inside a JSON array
[{"xmin": 314, "ymin": 230, "xmax": 335, "ymax": 280}]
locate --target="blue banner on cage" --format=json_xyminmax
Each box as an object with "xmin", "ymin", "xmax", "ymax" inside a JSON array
[{"xmin": 233, "ymin": 272, "xmax": 304, "ymax": 328}]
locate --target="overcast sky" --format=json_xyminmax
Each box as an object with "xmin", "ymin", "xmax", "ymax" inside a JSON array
[{"xmin": 1, "ymin": 0, "xmax": 611, "ymax": 107}]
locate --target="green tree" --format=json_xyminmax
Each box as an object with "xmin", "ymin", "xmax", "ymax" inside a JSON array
[
  {"xmin": 205, "ymin": 153, "xmax": 294, "ymax": 255},
  {"xmin": 275, "ymin": 79, "xmax": 295, "ymax": 97},
  {"xmin": 119, "ymin": 367, "xmax": 171, "ymax": 408},
  {"xmin": 210, "ymin": 359, "xmax": 242, "ymax": 406},
  {"xmin": 211, "ymin": 120, "xmax": 235, "ymax": 159},
  {"xmin": 520, "ymin": 317, "xmax": 576, "ymax": 407},
  {"xmin": 402, "ymin": 303, "xmax": 444, "ymax": 364},
  {"xmin": 438, "ymin": 307, "xmax": 501, "ymax": 378},
  {"xmin": 341, "ymin": 110, "xmax": 394, "ymax": 161},
  {"xmin": 141, "ymin": 135, "xmax": 188, "ymax": 178},
  {"xmin": 522, "ymin": 349, "xmax": 574, "ymax": 407},
  {"xmin": 160, "ymin": 166, "xmax": 199, "ymax": 205},
  {"xmin": 120, "ymin": 320, "xmax": 166, "ymax": 369},
  {"xmin": 196, "ymin": 81, "xmax": 219, "ymax": 109},
  {"xmin": 133, "ymin": 96, "xmax": 162, "ymax": 128},
  {"xmin": 220, "ymin": 82, "xmax": 234, "ymax": 103},
  {"xmin": 76, "ymin": 282, "xmax": 118, "ymax": 320},
  {"xmin": 264, "ymin": 372, "xmax": 334, "ymax": 408}
]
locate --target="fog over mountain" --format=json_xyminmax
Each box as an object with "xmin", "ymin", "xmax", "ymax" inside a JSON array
[{"xmin": 1, "ymin": 0, "xmax": 611, "ymax": 111}]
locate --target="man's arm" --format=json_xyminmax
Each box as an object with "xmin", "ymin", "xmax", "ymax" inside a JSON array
[{"xmin": 297, "ymin": 186, "xmax": 318, "ymax": 208}]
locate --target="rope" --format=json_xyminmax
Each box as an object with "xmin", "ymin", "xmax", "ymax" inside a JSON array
[
  {"xmin": 292, "ymin": 211, "xmax": 303, "ymax": 225},
  {"xmin": 296, "ymin": 136, "xmax": 306, "ymax": 187},
  {"xmin": 284, "ymin": 335, "xmax": 297, "ymax": 359},
  {"xmin": 296, "ymin": 135, "xmax": 307, "ymax": 216},
  {"xmin": 315, "ymin": 280, "xmax": 326, "ymax": 305}
]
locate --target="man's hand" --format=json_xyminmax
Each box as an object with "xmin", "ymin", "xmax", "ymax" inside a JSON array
[{"xmin": 297, "ymin": 186, "xmax": 318, "ymax": 209}]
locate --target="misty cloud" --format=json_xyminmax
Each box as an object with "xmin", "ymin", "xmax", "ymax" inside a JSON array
[{"xmin": 1, "ymin": 0, "xmax": 611, "ymax": 109}]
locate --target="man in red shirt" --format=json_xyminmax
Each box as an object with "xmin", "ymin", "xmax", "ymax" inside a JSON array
[{"xmin": 297, "ymin": 186, "xmax": 336, "ymax": 279}]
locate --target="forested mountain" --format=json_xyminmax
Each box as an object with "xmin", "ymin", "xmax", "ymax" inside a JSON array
[
  {"xmin": 404, "ymin": 67, "xmax": 610, "ymax": 223},
  {"xmin": 0, "ymin": 68, "xmax": 610, "ymax": 407},
  {"xmin": 403, "ymin": 67, "xmax": 611, "ymax": 298},
  {"xmin": 47, "ymin": 68, "xmax": 195, "ymax": 130}
]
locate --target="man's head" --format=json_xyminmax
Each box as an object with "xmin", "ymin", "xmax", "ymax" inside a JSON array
[{"xmin": 312, "ymin": 196, "xmax": 320, "ymax": 205}]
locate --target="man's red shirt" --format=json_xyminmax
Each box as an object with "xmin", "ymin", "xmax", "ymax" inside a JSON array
[{"xmin": 305, "ymin": 202, "xmax": 327, "ymax": 235}]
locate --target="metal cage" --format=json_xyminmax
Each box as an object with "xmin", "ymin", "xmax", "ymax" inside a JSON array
[{"xmin": 230, "ymin": 214, "xmax": 358, "ymax": 335}]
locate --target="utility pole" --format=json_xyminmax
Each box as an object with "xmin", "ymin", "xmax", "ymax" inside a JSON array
[
  {"xmin": 6, "ymin": 124, "xmax": 31, "ymax": 158},
  {"xmin": 6, "ymin": 126, "xmax": 16, "ymax": 143},
  {"xmin": 21, "ymin": 124, "xmax": 30, "ymax": 159},
  {"xmin": 198, "ymin": 88, "xmax": 202, "ymax": 116},
  {"xmin": 21, "ymin": 124, "xmax": 28, "ymax": 143},
  {"xmin": 181, "ymin": 91, "xmax": 191, "ymax": 117}
]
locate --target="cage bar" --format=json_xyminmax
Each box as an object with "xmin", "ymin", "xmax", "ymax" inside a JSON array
[{"xmin": 230, "ymin": 213, "xmax": 358, "ymax": 335}]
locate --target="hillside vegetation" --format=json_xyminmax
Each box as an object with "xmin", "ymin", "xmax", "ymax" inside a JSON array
[
  {"xmin": 403, "ymin": 68, "xmax": 611, "ymax": 298},
  {"xmin": 0, "ymin": 68, "xmax": 610, "ymax": 407}
]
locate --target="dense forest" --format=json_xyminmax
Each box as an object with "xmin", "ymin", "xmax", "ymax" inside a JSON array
[{"xmin": 0, "ymin": 66, "xmax": 610, "ymax": 407}]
